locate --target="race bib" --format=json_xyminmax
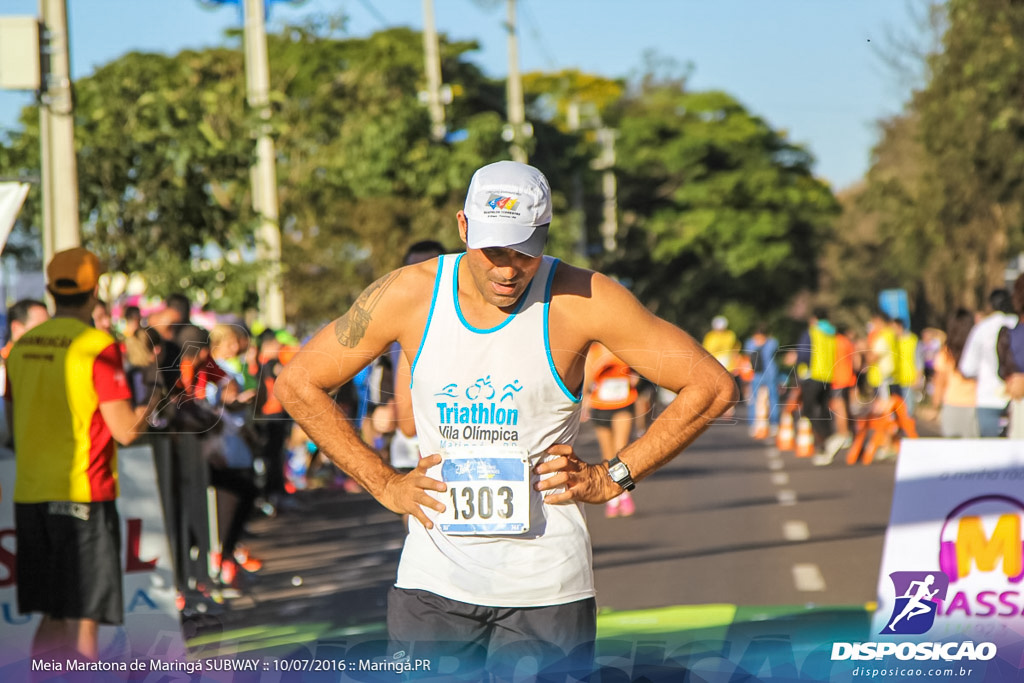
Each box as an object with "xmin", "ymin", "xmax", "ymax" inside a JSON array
[
  {"xmin": 437, "ymin": 445, "xmax": 531, "ymax": 535},
  {"xmin": 596, "ymin": 377, "xmax": 630, "ymax": 403}
]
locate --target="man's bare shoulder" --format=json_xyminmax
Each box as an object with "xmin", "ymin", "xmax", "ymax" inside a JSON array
[
  {"xmin": 549, "ymin": 261, "xmax": 630, "ymax": 308},
  {"xmin": 331, "ymin": 260, "xmax": 439, "ymax": 349}
]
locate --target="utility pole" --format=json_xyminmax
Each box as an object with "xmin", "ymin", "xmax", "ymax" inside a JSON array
[
  {"xmin": 421, "ymin": 0, "xmax": 446, "ymax": 141},
  {"xmin": 242, "ymin": 0, "xmax": 285, "ymax": 329},
  {"xmin": 567, "ymin": 101, "xmax": 587, "ymax": 260},
  {"xmin": 504, "ymin": 0, "xmax": 528, "ymax": 163},
  {"xmin": 38, "ymin": 0, "xmax": 80, "ymax": 266},
  {"xmin": 593, "ymin": 127, "xmax": 618, "ymax": 252}
]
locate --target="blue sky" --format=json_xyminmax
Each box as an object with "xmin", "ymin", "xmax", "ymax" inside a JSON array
[{"xmin": 0, "ymin": 0, "xmax": 928, "ymax": 190}]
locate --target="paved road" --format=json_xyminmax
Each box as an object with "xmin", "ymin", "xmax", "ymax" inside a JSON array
[{"xmin": 191, "ymin": 408, "xmax": 906, "ymax": 657}]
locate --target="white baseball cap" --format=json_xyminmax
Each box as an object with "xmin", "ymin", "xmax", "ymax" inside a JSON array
[{"xmin": 463, "ymin": 160, "xmax": 552, "ymax": 257}]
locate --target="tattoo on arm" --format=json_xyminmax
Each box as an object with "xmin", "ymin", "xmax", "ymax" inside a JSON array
[{"xmin": 334, "ymin": 271, "xmax": 400, "ymax": 348}]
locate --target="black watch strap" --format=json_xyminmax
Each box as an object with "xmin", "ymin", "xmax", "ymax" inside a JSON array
[{"xmin": 607, "ymin": 456, "xmax": 636, "ymax": 491}]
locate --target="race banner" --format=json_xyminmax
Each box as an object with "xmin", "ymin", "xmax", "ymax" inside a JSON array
[
  {"xmin": 0, "ymin": 445, "xmax": 186, "ymax": 676},
  {"xmin": 866, "ymin": 439, "xmax": 1024, "ymax": 680}
]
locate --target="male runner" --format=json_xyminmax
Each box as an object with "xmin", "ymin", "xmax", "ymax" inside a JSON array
[{"xmin": 275, "ymin": 160, "xmax": 736, "ymax": 677}]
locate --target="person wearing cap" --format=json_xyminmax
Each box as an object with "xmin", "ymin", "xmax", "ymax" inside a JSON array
[
  {"xmin": 275, "ymin": 160, "xmax": 736, "ymax": 676},
  {"xmin": 5, "ymin": 247, "xmax": 156, "ymax": 660}
]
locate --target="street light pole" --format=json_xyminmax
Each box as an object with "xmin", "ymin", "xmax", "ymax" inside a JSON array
[
  {"xmin": 242, "ymin": 0, "xmax": 285, "ymax": 329},
  {"xmin": 505, "ymin": 0, "xmax": 526, "ymax": 163},
  {"xmin": 38, "ymin": 0, "xmax": 79, "ymax": 267},
  {"xmin": 421, "ymin": 0, "xmax": 446, "ymax": 141}
]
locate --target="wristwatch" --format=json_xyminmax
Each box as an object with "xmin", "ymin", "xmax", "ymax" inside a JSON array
[{"xmin": 606, "ymin": 456, "xmax": 636, "ymax": 492}]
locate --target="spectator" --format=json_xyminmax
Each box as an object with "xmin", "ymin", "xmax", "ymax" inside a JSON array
[
  {"xmin": 254, "ymin": 329, "xmax": 290, "ymax": 506},
  {"xmin": 865, "ymin": 310, "xmax": 897, "ymax": 401},
  {"xmin": 92, "ymin": 298, "xmax": 113, "ymax": 335},
  {"xmin": 926, "ymin": 309, "xmax": 978, "ymax": 438},
  {"xmin": 893, "ymin": 317, "xmax": 923, "ymax": 416},
  {"xmin": 960, "ymin": 289, "xmax": 1017, "ymax": 437},
  {"xmin": 3, "ymin": 298, "xmax": 49, "ymax": 358},
  {"xmin": 206, "ymin": 324, "xmax": 260, "ymax": 587},
  {"xmin": 121, "ymin": 304, "xmax": 142, "ymax": 339},
  {"xmin": 1, "ymin": 299, "xmax": 50, "ymax": 439},
  {"xmin": 5, "ymin": 247, "xmax": 154, "ymax": 659}
]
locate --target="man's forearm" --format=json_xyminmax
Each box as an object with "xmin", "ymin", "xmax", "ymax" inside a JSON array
[{"xmin": 618, "ymin": 380, "xmax": 735, "ymax": 481}]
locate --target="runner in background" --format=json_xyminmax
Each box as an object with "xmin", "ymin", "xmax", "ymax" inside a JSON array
[
  {"xmin": 390, "ymin": 240, "xmax": 448, "ymax": 476},
  {"xmin": 794, "ymin": 308, "xmax": 841, "ymax": 465},
  {"xmin": 744, "ymin": 324, "xmax": 780, "ymax": 436},
  {"xmin": 584, "ymin": 342, "xmax": 638, "ymax": 517},
  {"xmin": 830, "ymin": 323, "xmax": 859, "ymax": 448}
]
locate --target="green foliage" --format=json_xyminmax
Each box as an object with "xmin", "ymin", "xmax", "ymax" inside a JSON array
[
  {"xmin": 608, "ymin": 85, "xmax": 839, "ymax": 334},
  {"xmin": 0, "ymin": 18, "xmax": 837, "ymax": 335},
  {"xmin": 852, "ymin": 0, "xmax": 1024, "ymax": 327}
]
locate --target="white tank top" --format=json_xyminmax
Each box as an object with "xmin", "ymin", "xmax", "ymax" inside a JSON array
[{"xmin": 395, "ymin": 253, "xmax": 594, "ymax": 607}]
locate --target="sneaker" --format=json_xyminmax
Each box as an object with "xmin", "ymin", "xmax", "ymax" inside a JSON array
[
  {"xmin": 618, "ymin": 492, "xmax": 635, "ymax": 517},
  {"xmin": 233, "ymin": 546, "xmax": 263, "ymax": 572},
  {"xmin": 219, "ymin": 558, "xmax": 238, "ymax": 587},
  {"xmin": 605, "ymin": 498, "xmax": 620, "ymax": 518},
  {"xmin": 812, "ymin": 451, "xmax": 834, "ymax": 467},
  {"xmin": 824, "ymin": 433, "xmax": 846, "ymax": 458}
]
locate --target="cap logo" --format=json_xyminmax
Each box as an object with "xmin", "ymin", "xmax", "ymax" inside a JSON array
[{"xmin": 486, "ymin": 194, "xmax": 520, "ymax": 212}]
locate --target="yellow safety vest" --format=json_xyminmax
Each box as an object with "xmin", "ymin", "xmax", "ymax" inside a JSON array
[
  {"xmin": 896, "ymin": 331, "xmax": 919, "ymax": 388},
  {"xmin": 809, "ymin": 325, "xmax": 836, "ymax": 383}
]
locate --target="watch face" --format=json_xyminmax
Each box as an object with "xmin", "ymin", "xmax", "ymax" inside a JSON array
[{"xmin": 608, "ymin": 463, "xmax": 627, "ymax": 481}]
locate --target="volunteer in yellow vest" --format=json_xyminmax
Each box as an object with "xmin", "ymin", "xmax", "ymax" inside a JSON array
[
  {"xmin": 5, "ymin": 248, "xmax": 155, "ymax": 661},
  {"xmin": 702, "ymin": 315, "xmax": 740, "ymax": 373},
  {"xmin": 893, "ymin": 317, "xmax": 921, "ymax": 416},
  {"xmin": 795, "ymin": 308, "xmax": 843, "ymax": 465},
  {"xmin": 866, "ymin": 310, "xmax": 898, "ymax": 400}
]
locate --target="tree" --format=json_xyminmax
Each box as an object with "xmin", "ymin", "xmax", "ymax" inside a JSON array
[
  {"xmin": 854, "ymin": 0, "xmax": 1024, "ymax": 326},
  {"xmin": 607, "ymin": 82, "xmax": 839, "ymax": 335}
]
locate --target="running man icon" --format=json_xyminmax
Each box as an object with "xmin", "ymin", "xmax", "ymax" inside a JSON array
[{"xmin": 885, "ymin": 573, "xmax": 947, "ymax": 634}]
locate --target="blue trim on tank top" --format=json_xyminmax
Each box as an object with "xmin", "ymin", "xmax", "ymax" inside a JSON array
[
  {"xmin": 453, "ymin": 252, "xmax": 532, "ymax": 334},
  {"xmin": 544, "ymin": 258, "xmax": 582, "ymax": 403},
  {"xmin": 409, "ymin": 256, "xmax": 445, "ymax": 387}
]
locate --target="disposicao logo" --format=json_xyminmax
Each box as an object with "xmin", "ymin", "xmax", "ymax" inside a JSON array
[
  {"xmin": 881, "ymin": 571, "xmax": 949, "ymax": 635},
  {"xmin": 486, "ymin": 195, "xmax": 519, "ymax": 211}
]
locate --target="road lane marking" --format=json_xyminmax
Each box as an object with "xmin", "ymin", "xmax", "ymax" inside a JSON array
[
  {"xmin": 783, "ymin": 520, "xmax": 810, "ymax": 541},
  {"xmin": 793, "ymin": 563, "xmax": 826, "ymax": 591},
  {"xmin": 771, "ymin": 472, "xmax": 789, "ymax": 486},
  {"xmin": 767, "ymin": 459, "xmax": 784, "ymax": 471},
  {"xmin": 776, "ymin": 489, "xmax": 797, "ymax": 506}
]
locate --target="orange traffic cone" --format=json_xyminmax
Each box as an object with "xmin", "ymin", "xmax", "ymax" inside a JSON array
[
  {"xmin": 752, "ymin": 387, "xmax": 770, "ymax": 440},
  {"xmin": 776, "ymin": 411, "xmax": 795, "ymax": 451},
  {"xmin": 795, "ymin": 417, "xmax": 815, "ymax": 458}
]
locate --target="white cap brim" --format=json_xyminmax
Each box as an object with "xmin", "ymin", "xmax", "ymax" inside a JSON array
[{"xmin": 467, "ymin": 223, "xmax": 548, "ymax": 258}]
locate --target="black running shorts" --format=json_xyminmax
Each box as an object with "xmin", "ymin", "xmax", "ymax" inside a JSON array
[
  {"xmin": 15, "ymin": 501, "xmax": 124, "ymax": 625},
  {"xmin": 387, "ymin": 586, "xmax": 596, "ymax": 679}
]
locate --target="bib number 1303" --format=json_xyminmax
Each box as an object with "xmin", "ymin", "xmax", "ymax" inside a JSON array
[
  {"xmin": 437, "ymin": 446, "xmax": 530, "ymax": 535},
  {"xmin": 449, "ymin": 485, "xmax": 514, "ymax": 521}
]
